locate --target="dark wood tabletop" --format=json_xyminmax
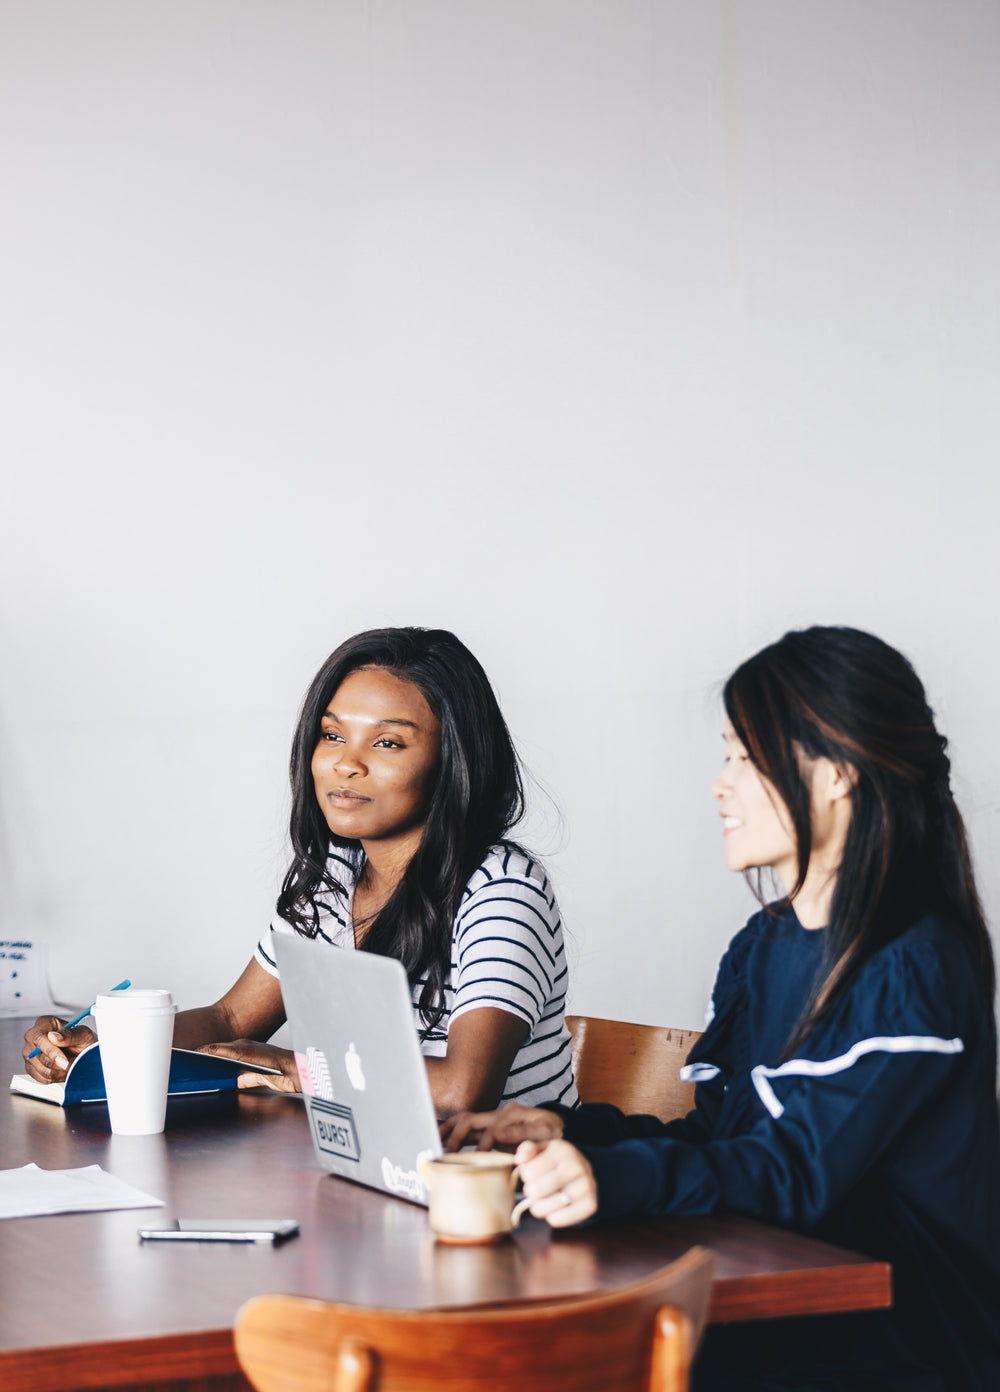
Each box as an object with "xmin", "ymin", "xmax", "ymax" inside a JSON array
[{"xmin": 0, "ymin": 1018, "xmax": 890, "ymax": 1392}]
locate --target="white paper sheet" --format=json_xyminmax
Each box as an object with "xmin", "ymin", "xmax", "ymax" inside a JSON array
[
  {"xmin": 0, "ymin": 940, "xmax": 58, "ymax": 1018},
  {"xmin": 0, "ymin": 1164, "xmax": 165, "ymax": 1219}
]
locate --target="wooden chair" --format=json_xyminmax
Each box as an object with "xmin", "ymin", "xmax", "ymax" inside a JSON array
[
  {"xmin": 234, "ymin": 1246, "xmax": 715, "ymax": 1392},
  {"xmin": 566, "ymin": 1015, "xmax": 702, "ymax": 1123}
]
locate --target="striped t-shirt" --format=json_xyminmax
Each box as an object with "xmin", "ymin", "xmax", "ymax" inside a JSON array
[{"xmin": 255, "ymin": 843, "xmax": 578, "ymax": 1109}]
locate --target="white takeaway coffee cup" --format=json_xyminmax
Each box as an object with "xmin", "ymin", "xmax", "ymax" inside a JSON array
[{"xmin": 91, "ymin": 988, "xmax": 177, "ymax": 1136}]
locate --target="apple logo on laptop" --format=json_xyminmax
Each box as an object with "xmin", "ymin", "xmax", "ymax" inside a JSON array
[{"xmin": 344, "ymin": 1042, "xmax": 367, "ymax": 1091}]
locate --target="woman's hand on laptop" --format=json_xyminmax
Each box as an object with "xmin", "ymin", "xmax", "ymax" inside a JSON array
[
  {"xmin": 440, "ymin": 1103, "xmax": 565, "ymax": 1152},
  {"xmin": 197, "ymin": 1040, "xmax": 301, "ymax": 1092},
  {"xmin": 22, "ymin": 1016, "xmax": 96, "ymax": 1083}
]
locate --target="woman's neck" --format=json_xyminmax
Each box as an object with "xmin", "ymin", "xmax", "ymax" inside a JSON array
[
  {"xmin": 359, "ymin": 826, "xmax": 422, "ymax": 893},
  {"xmin": 782, "ymin": 785, "xmax": 852, "ymax": 930},
  {"xmin": 788, "ymin": 863, "xmax": 838, "ymax": 930},
  {"xmin": 352, "ymin": 844, "xmax": 410, "ymax": 947}
]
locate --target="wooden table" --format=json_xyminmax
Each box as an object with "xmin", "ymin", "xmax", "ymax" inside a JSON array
[{"xmin": 0, "ymin": 1019, "xmax": 890, "ymax": 1392}]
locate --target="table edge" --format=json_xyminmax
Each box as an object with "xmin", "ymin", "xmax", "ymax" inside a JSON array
[
  {"xmin": 709, "ymin": 1259, "xmax": 893, "ymax": 1322},
  {"xmin": 0, "ymin": 1257, "xmax": 894, "ymax": 1392},
  {"xmin": 0, "ymin": 1329, "xmax": 238, "ymax": 1392}
]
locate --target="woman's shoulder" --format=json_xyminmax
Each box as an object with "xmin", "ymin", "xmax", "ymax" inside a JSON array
[
  {"xmin": 456, "ymin": 844, "xmax": 561, "ymax": 938},
  {"xmin": 723, "ymin": 901, "xmax": 799, "ymax": 963},
  {"xmin": 706, "ymin": 902, "xmax": 808, "ymax": 1008},
  {"xmin": 868, "ymin": 914, "xmax": 972, "ymax": 983},
  {"xmin": 838, "ymin": 913, "xmax": 985, "ymax": 1038},
  {"xmin": 463, "ymin": 843, "xmax": 553, "ymax": 896}
]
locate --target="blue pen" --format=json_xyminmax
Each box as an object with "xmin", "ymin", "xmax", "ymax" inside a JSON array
[{"xmin": 27, "ymin": 979, "xmax": 131, "ymax": 1059}]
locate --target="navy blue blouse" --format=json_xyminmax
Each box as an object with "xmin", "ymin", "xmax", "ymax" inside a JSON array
[{"xmin": 558, "ymin": 908, "xmax": 1000, "ymax": 1387}]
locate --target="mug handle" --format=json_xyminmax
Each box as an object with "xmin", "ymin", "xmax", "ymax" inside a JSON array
[
  {"xmin": 511, "ymin": 1195, "xmax": 533, "ymax": 1228},
  {"xmin": 510, "ymin": 1163, "xmax": 532, "ymax": 1228}
]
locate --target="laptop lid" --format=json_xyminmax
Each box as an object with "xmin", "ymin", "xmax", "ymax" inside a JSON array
[{"xmin": 274, "ymin": 932, "xmax": 442, "ymax": 1205}]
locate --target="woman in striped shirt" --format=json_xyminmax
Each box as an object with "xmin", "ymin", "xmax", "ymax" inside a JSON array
[{"xmin": 24, "ymin": 627, "xmax": 577, "ymax": 1118}]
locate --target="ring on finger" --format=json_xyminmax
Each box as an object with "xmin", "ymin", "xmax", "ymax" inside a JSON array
[{"xmin": 558, "ymin": 1190, "xmax": 573, "ymax": 1206}]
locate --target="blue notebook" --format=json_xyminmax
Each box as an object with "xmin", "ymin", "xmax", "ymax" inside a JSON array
[{"xmin": 9, "ymin": 1041, "xmax": 279, "ymax": 1105}]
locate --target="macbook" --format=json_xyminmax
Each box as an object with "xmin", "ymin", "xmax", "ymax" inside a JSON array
[{"xmin": 274, "ymin": 932, "xmax": 442, "ymax": 1205}]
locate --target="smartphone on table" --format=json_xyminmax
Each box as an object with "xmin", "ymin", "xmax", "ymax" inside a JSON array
[{"xmin": 137, "ymin": 1219, "xmax": 299, "ymax": 1244}]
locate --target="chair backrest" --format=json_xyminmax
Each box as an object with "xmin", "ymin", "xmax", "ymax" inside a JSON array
[
  {"xmin": 566, "ymin": 1015, "xmax": 702, "ymax": 1122},
  {"xmin": 234, "ymin": 1246, "xmax": 714, "ymax": 1392}
]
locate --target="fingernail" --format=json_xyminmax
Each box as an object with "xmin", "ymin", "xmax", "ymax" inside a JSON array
[{"xmin": 49, "ymin": 1032, "xmax": 64, "ymax": 1041}]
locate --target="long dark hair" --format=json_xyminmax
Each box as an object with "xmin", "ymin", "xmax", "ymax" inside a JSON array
[
  {"xmin": 723, "ymin": 626, "xmax": 994, "ymax": 1050},
  {"xmin": 276, "ymin": 628, "xmax": 526, "ymax": 1031}
]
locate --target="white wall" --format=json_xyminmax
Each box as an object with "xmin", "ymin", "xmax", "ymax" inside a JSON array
[{"xmin": 1, "ymin": 1, "xmax": 998, "ymax": 1030}]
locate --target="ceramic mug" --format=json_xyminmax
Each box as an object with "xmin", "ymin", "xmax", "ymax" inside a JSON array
[{"xmin": 424, "ymin": 1152, "xmax": 531, "ymax": 1244}]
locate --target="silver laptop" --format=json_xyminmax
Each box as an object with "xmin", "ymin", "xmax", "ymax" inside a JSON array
[{"xmin": 274, "ymin": 932, "xmax": 442, "ymax": 1205}]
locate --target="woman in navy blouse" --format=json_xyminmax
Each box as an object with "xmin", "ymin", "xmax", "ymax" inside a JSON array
[{"xmin": 446, "ymin": 626, "xmax": 1000, "ymax": 1390}]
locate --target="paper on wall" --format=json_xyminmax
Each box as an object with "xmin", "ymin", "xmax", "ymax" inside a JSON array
[{"xmin": 0, "ymin": 940, "xmax": 58, "ymax": 1018}]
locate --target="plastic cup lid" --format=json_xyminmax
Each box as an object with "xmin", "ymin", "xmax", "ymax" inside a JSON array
[{"xmin": 94, "ymin": 987, "xmax": 176, "ymax": 1012}]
